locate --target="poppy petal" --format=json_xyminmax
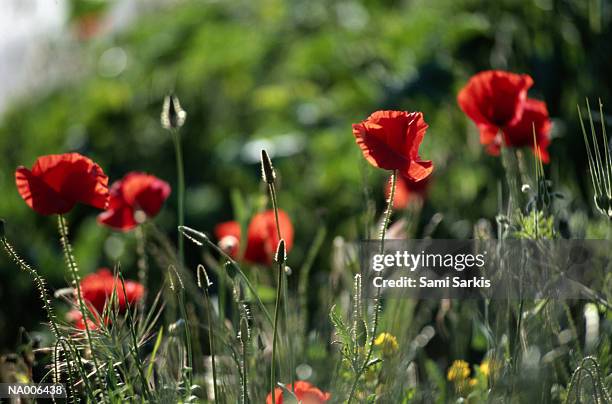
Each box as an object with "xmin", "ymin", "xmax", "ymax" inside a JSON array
[
  {"xmin": 31, "ymin": 153, "xmax": 109, "ymax": 210},
  {"xmin": 503, "ymin": 98, "xmax": 552, "ymax": 163},
  {"xmin": 15, "ymin": 167, "xmax": 74, "ymax": 215}
]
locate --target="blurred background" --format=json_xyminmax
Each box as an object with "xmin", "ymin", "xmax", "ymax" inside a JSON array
[{"xmin": 0, "ymin": 0, "xmax": 610, "ymax": 352}]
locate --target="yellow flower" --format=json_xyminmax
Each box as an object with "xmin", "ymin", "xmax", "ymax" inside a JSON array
[
  {"xmin": 479, "ymin": 359, "xmax": 490, "ymax": 377},
  {"xmin": 468, "ymin": 378, "xmax": 478, "ymax": 387},
  {"xmin": 374, "ymin": 332, "xmax": 399, "ymax": 355},
  {"xmin": 447, "ymin": 360, "xmax": 470, "ymax": 382}
]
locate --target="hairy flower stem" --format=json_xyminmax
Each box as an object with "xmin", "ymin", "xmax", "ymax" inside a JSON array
[
  {"xmin": 240, "ymin": 334, "xmax": 249, "ymax": 404},
  {"xmin": 1, "ymin": 230, "xmax": 69, "ymax": 388},
  {"xmin": 271, "ymin": 256, "xmax": 284, "ymax": 404},
  {"xmin": 1, "ymin": 236, "xmax": 60, "ymax": 339},
  {"xmin": 136, "ymin": 225, "xmax": 149, "ymax": 321},
  {"xmin": 347, "ymin": 170, "xmax": 396, "ymax": 403},
  {"xmin": 172, "ymin": 128, "xmax": 186, "ymax": 266},
  {"xmin": 178, "ymin": 288, "xmax": 194, "ymax": 393},
  {"xmin": 57, "ymin": 215, "xmax": 106, "ymax": 401},
  {"xmin": 267, "ymin": 182, "xmax": 295, "ymax": 392},
  {"xmin": 198, "ymin": 266, "xmax": 219, "ymax": 403}
]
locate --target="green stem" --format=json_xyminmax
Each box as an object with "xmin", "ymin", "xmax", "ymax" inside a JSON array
[
  {"xmin": 172, "ymin": 128, "xmax": 186, "ymax": 266},
  {"xmin": 240, "ymin": 330, "xmax": 249, "ymax": 404},
  {"xmin": 203, "ymin": 287, "xmax": 219, "ymax": 402},
  {"xmin": 135, "ymin": 225, "xmax": 148, "ymax": 322},
  {"xmin": 177, "ymin": 288, "xmax": 193, "ymax": 393},
  {"xmin": 347, "ymin": 170, "xmax": 396, "ymax": 403},
  {"xmin": 57, "ymin": 215, "xmax": 106, "ymax": 401},
  {"xmin": 271, "ymin": 257, "xmax": 283, "ymax": 404},
  {"xmin": 268, "ymin": 183, "xmax": 295, "ymax": 391}
]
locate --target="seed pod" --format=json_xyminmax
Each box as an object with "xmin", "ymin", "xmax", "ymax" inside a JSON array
[
  {"xmin": 275, "ymin": 239, "xmax": 286, "ymax": 264},
  {"xmin": 260, "ymin": 149, "xmax": 276, "ymax": 184},
  {"xmin": 161, "ymin": 94, "xmax": 187, "ymax": 130}
]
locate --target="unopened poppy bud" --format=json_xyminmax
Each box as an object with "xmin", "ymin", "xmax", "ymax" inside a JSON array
[
  {"xmin": 0, "ymin": 219, "xmax": 5, "ymax": 238},
  {"xmin": 275, "ymin": 239, "xmax": 286, "ymax": 264},
  {"xmin": 161, "ymin": 94, "xmax": 187, "ymax": 130},
  {"xmin": 260, "ymin": 149, "xmax": 276, "ymax": 184},
  {"xmin": 179, "ymin": 225, "xmax": 209, "ymax": 246}
]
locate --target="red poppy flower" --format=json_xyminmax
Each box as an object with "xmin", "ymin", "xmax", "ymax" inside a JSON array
[
  {"xmin": 214, "ymin": 209, "xmax": 294, "ymax": 265},
  {"xmin": 352, "ymin": 110, "xmax": 433, "ymax": 181},
  {"xmin": 15, "ymin": 153, "xmax": 109, "ymax": 215},
  {"xmin": 457, "ymin": 70, "xmax": 534, "ymax": 152},
  {"xmin": 80, "ymin": 268, "xmax": 145, "ymax": 313},
  {"xmin": 266, "ymin": 380, "xmax": 331, "ymax": 404},
  {"xmin": 502, "ymin": 98, "xmax": 552, "ymax": 163},
  {"xmin": 385, "ymin": 175, "xmax": 430, "ymax": 209},
  {"xmin": 97, "ymin": 172, "xmax": 171, "ymax": 231}
]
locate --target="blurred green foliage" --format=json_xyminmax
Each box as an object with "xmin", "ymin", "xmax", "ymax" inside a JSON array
[{"xmin": 0, "ymin": 0, "xmax": 611, "ymax": 351}]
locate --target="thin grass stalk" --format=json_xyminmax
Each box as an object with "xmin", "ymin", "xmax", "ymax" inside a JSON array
[
  {"xmin": 261, "ymin": 149, "xmax": 294, "ymax": 391},
  {"xmin": 197, "ymin": 265, "xmax": 219, "ymax": 403},
  {"xmin": 118, "ymin": 274, "xmax": 151, "ymax": 399},
  {"xmin": 172, "ymin": 128, "xmax": 186, "ymax": 265},
  {"xmin": 238, "ymin": 313, "xmax": 250, "ymax": 404},
  {"xmin": 270, "ymin": 240, "xmax": 284, "ymax": 403},
  {"xmin": 347, "ymin": 170, "xmax": 397, "ymax": 403},
  {"xmin": 270, "ymin": 240, "xmax": 286, "ymax": 404},
  {"xmin": 57, "ymin": 214, "xmax": 106, "ymax": 401},
  {"xmin": 170, "ymin": 265, "xmax": 193, "ymax": 394},
  {"xmin": 267, "ymin": 178, "xmax": 295, "ymax": 393}
]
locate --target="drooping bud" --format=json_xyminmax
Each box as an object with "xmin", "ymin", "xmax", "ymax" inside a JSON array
[
  {"xmin": 196, "ymin": 264, "xmax": 213, "ymax": 289},
  {"xmin": 275, "ymin": 239, "xmax": 286, "ymax": 264},
  {"xmin": 260, "ymin": 149, "xmax": 276, "ymax": 184},
  {"xmin": 161, "ymin": 94, "xmax": 187, "ymax": 130},
  {"xmin": 0, "ymin": 219, "xmax": 5, "ymax": 238}
]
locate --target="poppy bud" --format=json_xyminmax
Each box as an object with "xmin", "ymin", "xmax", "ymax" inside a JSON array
[
  {"xmin": 0, "ymin": 218, "xmax": 5, "ymax": 238},
  {"xmin": 260, "ymin": 149, "xmax": 276, "ymax": 184},
  {"xmin": 275, "ymin": 239, "xmax": 286, "ymax": 264},
  {"xmin": 179, "ymin": 225, "xmax": 209, "ymax": 246},
  {"xmin": 161, "ymin": 94, "xmax": 187, "ymax": 130}
]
